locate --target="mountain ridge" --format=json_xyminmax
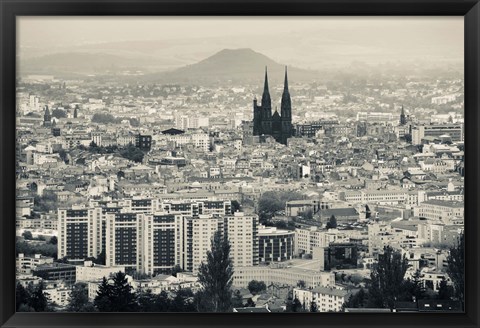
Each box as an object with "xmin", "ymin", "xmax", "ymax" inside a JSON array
[{"xmin": 19, "ymin": 48, "xmax": 322, "ymax": 84}]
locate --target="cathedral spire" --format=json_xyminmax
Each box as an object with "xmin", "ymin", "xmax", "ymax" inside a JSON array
[
  {"xmin": 264, "ymin": 66, "xmax": 269, "ymax": 92},
  {"xmin": 261, "ymin": 66, "xmax": 271, "ymax": 110},
  {"xmin": 281, "ymin": 66, "xmax": 291, "ymax": 119},
  {"xmin": 283, "ymin": 66, "xmax": 289, "ymax": 91}
]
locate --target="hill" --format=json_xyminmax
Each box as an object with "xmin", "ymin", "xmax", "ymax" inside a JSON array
[{"xmin": 140, "ymin": 48, "xmax": 320, "ymax": 85}]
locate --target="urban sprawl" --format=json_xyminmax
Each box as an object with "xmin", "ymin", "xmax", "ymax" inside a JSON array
[{"xmin": 15, "ymin": 68, "xmax": 464, "ymax": 313}]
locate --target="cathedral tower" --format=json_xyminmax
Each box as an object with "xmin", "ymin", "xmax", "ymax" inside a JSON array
[
  {"xmin": 399, "ymin": 105, "xmax": 406, "ymax": 125},
  {"xmin": 261, "ymin": 67, "xmax": 273, "ymax": 135},
  {"xmin": 280, "ymin": 67, "xmax": 293, "ymax": 144},
  {"xmin": 43, "ymin": 105, "xmax": 52, "ymax": 127},
  {"xmin": 252, "ymin": 67, "xmax": 293, "ymax": 145}
]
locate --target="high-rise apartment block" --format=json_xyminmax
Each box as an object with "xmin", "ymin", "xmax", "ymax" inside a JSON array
[{"xmin": 58, "ymin": 199, "xmax": 257, "ymax": 275}]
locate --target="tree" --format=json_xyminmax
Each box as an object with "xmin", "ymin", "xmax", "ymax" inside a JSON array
[
  {"xmin": 137, "ymin": 289, "xmax": 157, "ymax": 312},
  {"xmin": 16, "ymin": 239, "xmax": 57, "ymax": 259},
  {"xmin": 326, "ymin": 215, "xmax": 337, "ymax": 229},
  {"xmin": 244, "ymin": 298, "xmax": 256, "ymax": 307},
  {"xmin": 154, "ymin": 291, "xmax": 171, "ymax": 312},
  {"xmin": 170, "ymin": 264, "xmax": 184, "ymax": 277},
  {"xmin": 170, "ymin": 288, "xmax": 195, "ymax": 312},
  {"xmin": 49, "ymin": 236, "xmax": 58, "ymax": 245},
  {"xmin": 33, "ymin": 190, "xmax": 58, "ymax": 213},
  {"xmin": 406, "ymin": 269, "xmax": 426, "ymax": 301},
  {"xmin": 28, "ymin": 281, "xmax": 49, "ymax": 312},
  {"xmin": 111, "ymin": 271, "xmax": 137, "ymax": 312},
  {"xmin": 94, "ymin": 277, "xmax": 113, "ymax": 312},
  {"xmin": 18, "ymin": 303, "xmax": 35, "ymax": 312},
  {"xmin": 120, "ymin": 144, "xmax": 144, "ymax": 163},
  {"xmin": 296, "ymin": 280, "xmax": 306, "ymax": 289},
  {"xmin": 437, "ymin": 278, "xmax": 454, "ymax": 300},
  {"xmin": 292, "ymin": 297, "xmax": 303, "ymax": 312},
  {"xmin": 446, "ymin": 232, "xmax": 464, "ymax": 303},
  {"xmin": 343, "ymin": 287, "xmax": 368, "ymax": 309},
  {"xmin": 22, "ymin": 231, "xmax": 33, "ymax": 240},
  {"xmin": 94, "ymin": 250, "xmax": 106, "ymax": 265},
  {"xmin": 310, "ymin": 298, "xmax": 318, "ymax": 312},
  {"xmin": 94, "ymin": 272, "xmax": 137, "ymax": 312},
  {"xmin": 68, "ymin": 283, "xmax": 95, "ymax": 312},
  {"xmin": 257, "ymin": 191, "xmax": 304, "ymax": 222},
  {"xmin": 16, "ymin": 283, "xmax": 30, "ymax": 311},
  {"xmin": 350, "ymin": 274, "xmax": 363, "ymax": 286},
  {"xmin": 285, "ymin": 293, "xmax": 294, "ymax": 312},
  {"xmin": 197, "ymin": 230, "xmax": 234, "ymax": 312},
  {"xmin": 248, "ymin": 280, "xmax": 266, "ymax": 295},
  {"xmin": 231, "ymin": 200, "xmax": 241, "ymax": 213},
  {"xmin": 367, "ymin": 246, "xmax": 409, "ymax": 310},
  {"xmin": 232, "ymin": 290, "xmax": 244, "ymax": 308},
  {"xmin": 91, "ymin": 112, "xmax": 120, "ymax": 124},
  {"xmin": 365, "ymin": 205, "xmax": 372, "ymax": 219},
  {"xmin": 58, "ymin": 149, "xmax": 68, "ymax": 163}
]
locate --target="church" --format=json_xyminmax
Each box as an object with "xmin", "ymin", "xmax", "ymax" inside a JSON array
[{"xmin": 252, "ymin": 67, "xmax": 294, "ymax": 145}]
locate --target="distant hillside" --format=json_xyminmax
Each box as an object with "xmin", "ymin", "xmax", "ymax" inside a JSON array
[
  {"xmin": 140, "ymin": 48, "xmax": 321, "ymax": 85},
  {"xmin": 19, "ymin": 52, "xmax": 150, "ymax": 76},
  {"xmin": 19, "ymin": 48, "xmax": 323, "ymax": 84}
]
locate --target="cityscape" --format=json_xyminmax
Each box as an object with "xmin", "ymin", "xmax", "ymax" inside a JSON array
[{"xmin": 15, "ymin": 17, "xmax": 464, "ymax": 313}]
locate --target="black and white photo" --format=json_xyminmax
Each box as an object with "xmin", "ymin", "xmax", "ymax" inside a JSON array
[{"xmin": 14, "ymin": 16, "xmax": 465, "ymax": 313}]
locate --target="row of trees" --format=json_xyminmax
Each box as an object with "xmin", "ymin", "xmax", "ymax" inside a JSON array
[
  {"xmin": 26, "ymin": 231, "xmax": 237, "ymax": 313},
  {"xmin": 21, "ymin": 232, "xmax": 57, "ymax": 245},
  {"xmin": 344, "ymin": 233, "xmax": 464, "ymax": 310},
  {"xmin": 84, "ymin": 141, "xmax": 144, "ymax": 163},
  {"xmin": 91, "ymin": 112, "xmax": 140, "ymax": 127},
  {"xmin": 33, "ymin": 190, "xmax": 58, "ymax": 213},
  {"xmin": 16, "ymin": 282, "xmax": 51, "ymax": 312},
  {"xmin": 257, "ymin": 191, "xmax": 304, "ymax": 223},
  {"xmin": 89, "ymin": 231, "xmax": 236, "ymax": 312},
  {"xmin": 119, "ymin": 144, "xmax": 145, "ymax": 163},
  {"xmin": 16, "ymin": 238, "xmax": 58, "ymax": 259},
  {"xmin": 87, "ymin": 142, "xmax": 119, "ymax": 154}
]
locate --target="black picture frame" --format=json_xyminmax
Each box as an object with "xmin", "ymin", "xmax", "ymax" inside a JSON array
[{"xmin": 1, "ymin": 1, "xmax": 479, "ymax": 327}]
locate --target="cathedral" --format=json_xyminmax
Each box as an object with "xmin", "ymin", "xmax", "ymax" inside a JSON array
[{"xmin": 252, "ymin": 67, "xmax": 294, "ymax": 145}]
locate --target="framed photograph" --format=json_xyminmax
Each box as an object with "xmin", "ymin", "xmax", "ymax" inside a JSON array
[{"xmin": 1, "ymin": 1, "xmax": 479, "ymax": 328}]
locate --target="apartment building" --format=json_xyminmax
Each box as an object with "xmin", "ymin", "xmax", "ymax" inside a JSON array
[
  {"xmin": 294, "ymin": 286, "xmax": 349, "ymax": 312},
  {"xmin": 413, "ymin": 200, "xmax": 464, "ymax": 221}
]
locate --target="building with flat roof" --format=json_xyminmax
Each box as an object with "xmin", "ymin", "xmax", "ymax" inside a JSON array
[
  {"xmin": 232, "ymin": 262, "xmax": 334, "ymax": 289},
  {"xmin": 258, "ymin": 225, "xmax": 294, "ymax": 263},
  {"xmin": 76, "ymin": 261, "xmax": 125, "ymax": 283},
  {"xmin": 411, "ymin": 123, "xmax": 463, "ymax": 145},
  {"xmin": 32, "ymin": 263, "xmax": 76, "ymax": 284},
  {"xmin": 413, "ymin": 200, "xmax": 464, "ymax": 221},
  {"xmin": 294, "ymin": 286, "xmax": 350, "ymax": 312},
  {"xmin": 16, "ymin": 253, "xmax": 54, "ymax": 274},
  {"xmin": 285, "ymin": 199, "xmax": 321, "ymax": 217}
]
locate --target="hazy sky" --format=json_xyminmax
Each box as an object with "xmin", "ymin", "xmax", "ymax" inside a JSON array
[{"xmin": 17, "ymin": 16, "xmax": 463, "ymax": 69}]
